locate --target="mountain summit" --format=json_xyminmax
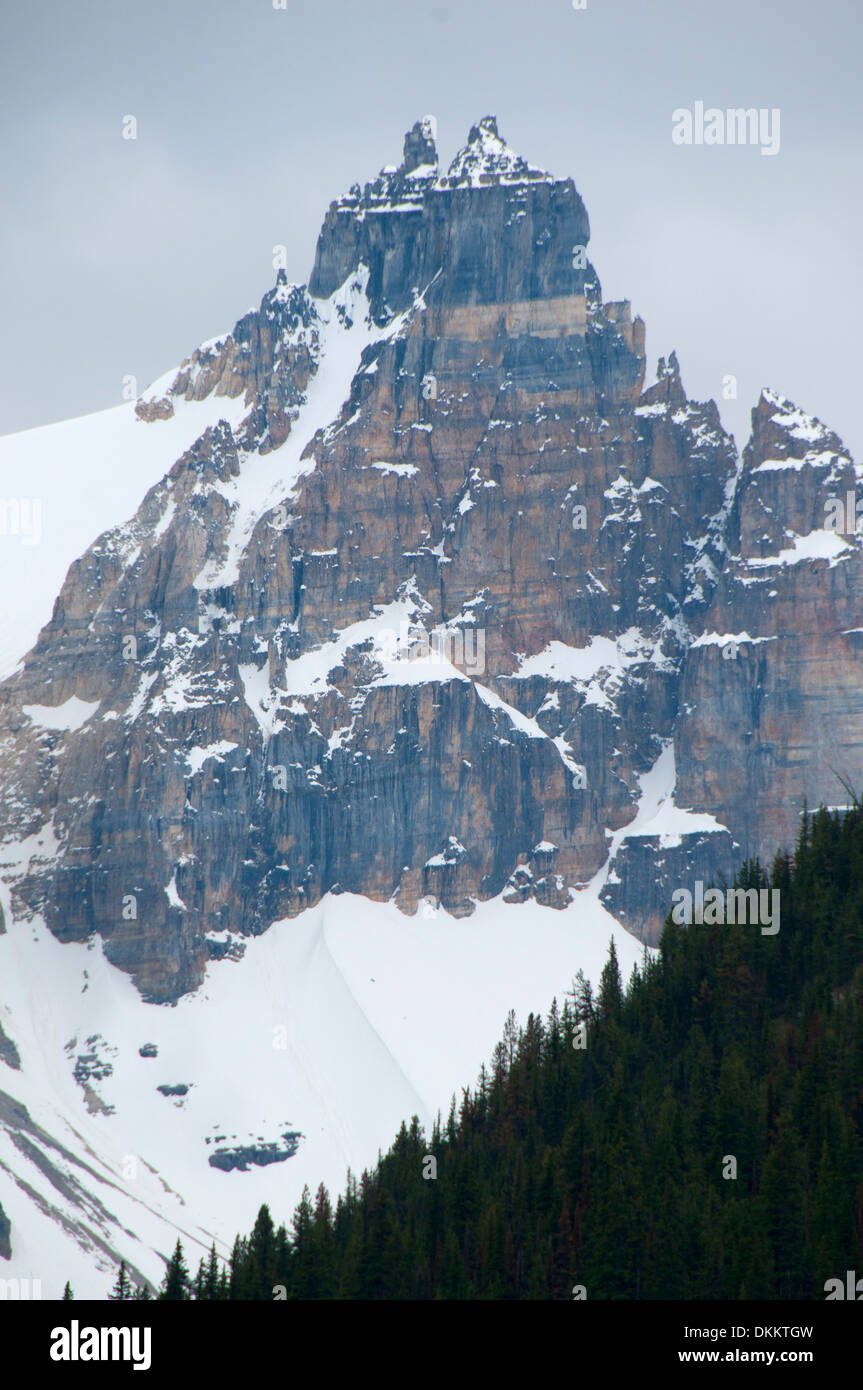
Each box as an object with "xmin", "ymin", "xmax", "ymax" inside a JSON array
[
  {"xmin": 0, "ymin": 116, "xmax": 860, "ymax": 1294},
  {"xmin": 1, "ymin": 116, "xmax": 858, "ymax": 1001},
  {"xmin": 442, "ymin": 114, "xmax": 555, "ymax": 186}
]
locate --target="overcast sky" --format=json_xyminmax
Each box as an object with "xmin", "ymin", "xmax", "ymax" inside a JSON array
[{"xmin": 2, "ymin": 0, "xmax": 860, "ymax": 458}]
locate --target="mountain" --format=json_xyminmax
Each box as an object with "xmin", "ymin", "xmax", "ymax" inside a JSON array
[{"xmin": 0, "ymin": 115, "xmax": 859, "ymax": 1295}]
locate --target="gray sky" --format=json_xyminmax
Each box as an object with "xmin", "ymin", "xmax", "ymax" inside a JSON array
[{"xmin": 2, "ymin": 0, "xmax": 861, "ymax": 458}]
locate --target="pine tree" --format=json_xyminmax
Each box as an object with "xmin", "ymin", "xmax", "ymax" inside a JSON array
[
  {"xmin": 159, "ymin": 1239, "xmax": 191, "ymax": 1300},
  {"xmin": 288, "ymin": 1186, "xmax": 314, "ymax": 1298},
  {"xmin": 567, "ymin": 970, "xmax": 595, "ymax": 1024},
  {"xmin": 597, "ymin": 938, "xmax": 622, "ymax": 1019},
  {"xmin": 203, "ymin": 1243, "xmax": 221, "ymax": 1300},
  {"xmin": 228, "ymin": 1235, "xmax": 249, "ymax": 1299},
  {"xmin": 108, "ymin": 1260, "xmax": 131, "ymax": 1301},
  {"xmin": 248, "ymin": 1204, "xmax": 277, "ymax": 1299},
  {"xmin": 62, "ymin": 1281, "xmax": 73, "ymax": 1301}
]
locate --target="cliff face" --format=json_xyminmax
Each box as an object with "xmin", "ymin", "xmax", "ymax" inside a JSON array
[
  {"xmin": 0, "ymin": 117, "xmax": 858, "ymax": 1000},
  {"xmin": 673, "ymin": 389, "xmax": 863, "ymax": 861}
]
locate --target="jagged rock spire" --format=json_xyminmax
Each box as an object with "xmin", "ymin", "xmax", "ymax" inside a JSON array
[
  {"xmin": 468, "ymin": 114, "xmax": 500, "ymax": 142},
  {"xmin": 443, "ymin": 114, "xmax": 554, "ymax": 187},
  {"xmin": 645, "ymin": 350, "xmax": 686, "ymax": 406},
  {"xmin": 401, "ymin": 117, "xmax": 438, "ymax": 174},
  {"xmin": 659, "ymin": 349, "xmax": 680, "ymax": 378}
]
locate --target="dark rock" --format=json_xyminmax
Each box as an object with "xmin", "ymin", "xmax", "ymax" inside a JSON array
[
  {"xmin": 72, "ymin": 1037, "xmax": 114, "ymax": 1086},
  {"xmin": 0, "ymin": 1201, "xmax": 10, "ymax": 1259},
  {"xmin": 0, "ymin": 1022, "xmax": 21, "ymax": 1071},
  {"xmin": 401, "ymin": 117, "xmax": 437, "ymax": 175},
  {"xmin": 600, "ymin": 829, "xmax": 741, "ymax": 942},
  {"xmin": 208, "ymin": 1132, "xmax": 302, "ymax": 1172}
]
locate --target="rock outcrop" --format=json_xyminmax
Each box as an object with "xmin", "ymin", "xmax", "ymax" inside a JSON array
[
  {"xmin": 0, "ymin": 117, "xmax": 859, "ymax": 999},
  {"xmin": 674, "ymin": 388, "xmax": 863, "ymax": 859},
  {"xmin": 0, "ymin": 1021, "xmax": 21, "ymax": 1071},
  {"xmin": 0, "ymin": 1200, "xmax": 10, "ymax": 1260}
]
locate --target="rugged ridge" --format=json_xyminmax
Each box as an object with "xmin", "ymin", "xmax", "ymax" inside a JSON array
[{"xmin": 0, "ymin": 118, "xmax": 859, "ymax": 1000}]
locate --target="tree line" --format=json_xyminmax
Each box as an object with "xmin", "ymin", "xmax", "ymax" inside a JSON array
[{"xmin": 95, "ymin": 803, "xmax": 863, "ymax": 1299}]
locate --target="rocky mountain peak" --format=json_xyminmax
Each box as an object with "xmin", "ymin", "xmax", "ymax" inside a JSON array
[
  {"xmin": 638, "ymin": 351, "xmax": 688, "ymax": 410},
  {"xmin": 658, "ymin": 349, "xmax": 681, "ymax": 381},
  {"xmin": 309, "ymin": 114, "xmax": 591, "ymax": 315},
  {"xmin": 740, "ymin": 388, "xmax": 853, "ymax": 513},
  {"xmin": 471, "ymin": 114, "xmax": 500, "ymax": 139},
  {"xmin": 440, "ymin": 114, "xmax": 555, "ymax": 188},
  {"xmin": 750, "ymin": 387, "xmax": 844, "ymax": 457},
  {"xmin": 2, "ymin": 107, "xmax": 861, "ymax": 1302},
  {"xmin": 3, "ymin": 114, "xmax": 859, "ymax": 1014},
  {"xmin": 401, "ymin": 116, "xmax": 438, "ymax": 175}
]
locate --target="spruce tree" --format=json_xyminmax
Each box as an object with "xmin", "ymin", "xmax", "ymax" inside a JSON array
[
  {"xmin": 159, "ymin": 1239, "xmax": 191, "ymax": 1300},
  {"xmin": 108, "ymin": 1260, "xmax": 130, "ymax": 1301},
  {"xmin": 597, "ymin": 938, "xmax": 622, "ymax": 1019},
  {"xmin": 248, "ymin": 1204, "xmax": 277, "ymax": 1299},
  {"xmin": 203, "ymin": 1243, "xmax": 221, "ymax": 1300}
]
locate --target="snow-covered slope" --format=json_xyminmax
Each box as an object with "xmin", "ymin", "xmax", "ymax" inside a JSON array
[
  {"xmin": 0, "ymin": 389, "xmax": 251, "ymax": 680},
  {"xmin": 0, "ymin": 891, "xmax": 642, "ymax": 1297}
]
